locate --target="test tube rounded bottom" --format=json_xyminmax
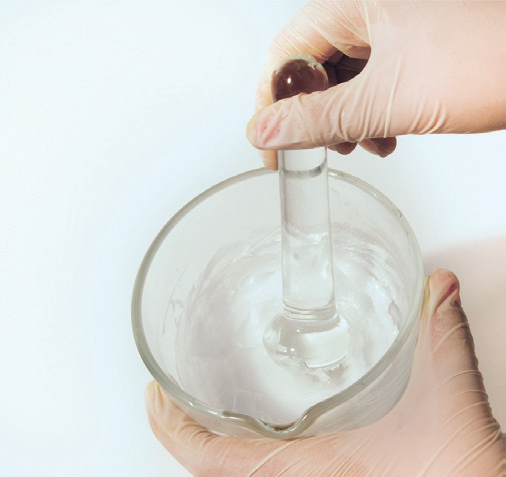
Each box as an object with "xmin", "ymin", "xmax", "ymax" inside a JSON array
[{"xmin": 263, "ymin": 312, "xmax": 350, "ymax": 373}]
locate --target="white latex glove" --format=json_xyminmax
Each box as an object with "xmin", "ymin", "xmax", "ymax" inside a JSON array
[
  {"xmin": 145, "ymin": 269, "xmax": 505, "ymax": 476},
  {"xmin": 246, "ymin": 0, "xmax": 506, "ymax": 169}
]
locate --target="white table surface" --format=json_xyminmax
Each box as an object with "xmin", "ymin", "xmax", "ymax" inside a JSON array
[{"xmin": 1, "ymin": 1, "xmax": 504, "ymax": 476}]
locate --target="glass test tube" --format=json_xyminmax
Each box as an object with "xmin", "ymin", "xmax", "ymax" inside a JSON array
[{"xmin": 263, "ymin": 54, "xmax": 350, "ymax": 372}]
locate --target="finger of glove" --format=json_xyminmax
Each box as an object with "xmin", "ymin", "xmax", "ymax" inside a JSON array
[
  {"xmin": 254, "ymin": 17, "xmax": 335, "ymax": 170},
  {"xmin": 144, "ymin": 382, "xmax": 372, "ymax": 477},
  {"xmin": 254, "ymin": 1, "xmax": 371, "ymax": 113},
  {"xmin": 254, "ymin": 0, "xmax": 372, "ymax": 169},
  {"xmin": 260, "ymin": 150, "xmax": 278, "ymax": 170},
  {"xmin": 261, "ymin": 136, "xmax": 397, "ymax": 170},
  {"xmin": 247, "ymin": 57, "xmax": 403, "ymax": 152},
  {"xmin": 381, "ymin": 269, "xmax": 471, "ymax": 427},
  {"xmin": 369, "ymin": 269, "xmax": 503, "ymax": 475},
  {"xmin": 145, "ymin": 381, "xmax": 290, "ymax": 477},
  {"xmin": 419, "ymin": 269, "xmax": 483, "ymax": 394},
  {"xmin": 328, "ymin": 142, "xmax": 357, "ymax": 155},
  {"xmin": 328, "ymin": 137, "xmax": 397, "ymax": 158},
  {"xmin": 359, "ymin": 137, "xmax": 397, "ymax": 157},
  {"xmin": 413, "ymin": 269, "xmax": 503, "ymax": 474},
  {"xmin": 409, "ymin": 270, "xmax": 491, "ymax": 418},
  {"xmin": 249, "ymin": 3, "xmax": 456, "ymax": 153}
]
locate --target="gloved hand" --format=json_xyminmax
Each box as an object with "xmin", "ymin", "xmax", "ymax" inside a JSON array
[
  {"xmin": 145, "ymin": 269, "xmax": 505, "ymax": 476},
  {"xmin": 246, "ymin": 0, "xmax": 506, "ymax": 169}
]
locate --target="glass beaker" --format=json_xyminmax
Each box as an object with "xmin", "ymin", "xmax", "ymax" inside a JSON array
[{"xmin": 132, "ymin": 168, "xmax": 424, "ymax": 438}]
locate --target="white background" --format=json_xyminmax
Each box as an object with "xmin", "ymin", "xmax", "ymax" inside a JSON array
[{"xmin": 1, "ymin": 1, "xmax": 504, "ymax": 476}]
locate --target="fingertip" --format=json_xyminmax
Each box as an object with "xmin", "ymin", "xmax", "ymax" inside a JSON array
[
  {"xmin": 145, "ymin": 381, "xmax": 187, "ymax": 434},
  {"xmin": 246, "ymin": 114, "xmax": 278, "ymax": 169},
  {"xmin": 145, "ymin": 380, "xmax": 155, "ymax": 403},
  {"xmin": 145, "ymin": 381, "xmax": 185, "ymax": 443},
  {"xmin": 145, "ymin": 380, "xmax": 161, "ymax": 419},
  {"xmin": 144, "ymin": 382, "xmax": 210, "ymax": 451},
  {"xmin": 376, "ymin": 137, "xmax": 397, "ymax": 157},
  {"xmin": 329, "ymin": 142, "xmax": 357, "ymax": 155},
  {"xmin": 261, "ymin": 150, "xmax": 278, "ymax": 170},
  {"xmin": 423, "ymin": 269, "xmax": 477, "ymax": 365},
  {"xmin": 427, "ymin": 268, "xmax": 461, "ymax": 309},
  {"xmin": 418, "ymin": 269, "xmax": 463, "ymax": 341},
  {"xmin": 143, "ymin": 383, "xmax": 222, "ymax": 475},
  {"xmin": 246, "ymin": 114, "xmax": 259, "ymax": 147},
  {"xmin": 246, "ymin": 103, "xmax": 284, "ymax": 151},
  {"xmin": 359, "ymin": 137, "xmax": 397, "ymax": 157}
]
